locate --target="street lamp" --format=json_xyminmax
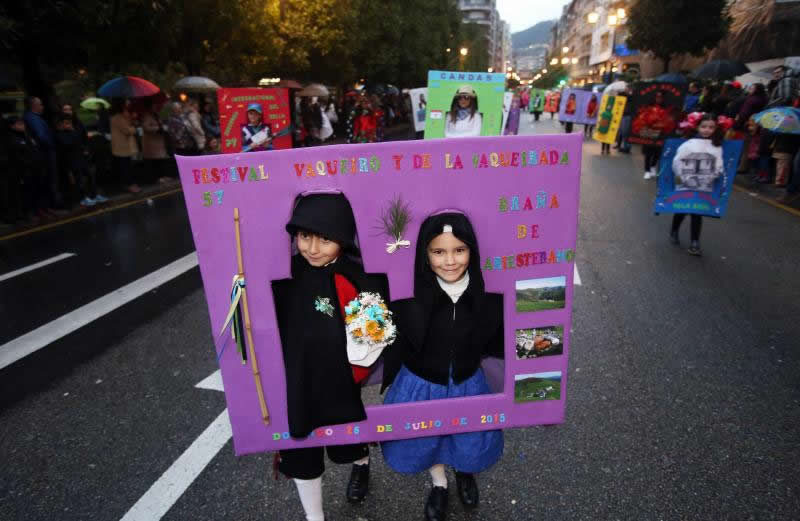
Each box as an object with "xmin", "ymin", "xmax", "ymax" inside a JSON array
[
  {"xmin": 550, "ymin": 58, "xmax": 558, "ymax": 65},
  {"xmin": 446, "ymin": 48, "xmax": 451, "ymax": 53},
  {"xmin": 617, "ymin": 8, "xmax": 626, "ymax": 19},
  {"xmin": 561, "ymin": 57, "xmax": 569, "ymax": 65},
  {"xmin": 542, "ymin": 68, "xmax": 548, "ymax": 74},
  {"xmin": 608, "ymin": 14, "xmax": 618, "ymax": 26},
  {"xmin": 587, "ymin": 12, "xmax": 599, "ymax": 24},
  {"xmin": 571, "ymin": 57, "xmax": 578, "ymax": 64},
  {"xmin": 460, "ymin": 47, "xmax": 468, "ymax": 56},
  {"xmin": 507, "ymin": 66, "xmax": 512, "ymax": 72},
  {"xmin": 562, "ymin": 46, "xmax": 570, "ymax": 54},
  {"xmin": 488, "ymin": 67, "xmax": 493, "ymax": 72}
]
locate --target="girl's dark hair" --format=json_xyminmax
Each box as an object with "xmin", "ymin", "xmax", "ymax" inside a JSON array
[
  {"xmin": 414, "ymin": 212, "xmax": 485, "ymax": 309},
  {"xmin": 751, "ymin": 83, "xmax": 766, "ymax": 97},
  {"xmin": 448, "ymin": 94, "xmax": 479, "ymax": 125},
  {"xmin": 692, "ymin": 113, "xmax": 724, "ymax": 147}
]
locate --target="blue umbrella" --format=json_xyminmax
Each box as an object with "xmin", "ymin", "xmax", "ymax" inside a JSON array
[{"xmin": 655, "ymin": 73, "xmax": 688, "ymax": 85}]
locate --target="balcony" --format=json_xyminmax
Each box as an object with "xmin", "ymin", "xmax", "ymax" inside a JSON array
[{"xmin": 459, "ymin": 0, "xmax": 494, "ymax": 11}]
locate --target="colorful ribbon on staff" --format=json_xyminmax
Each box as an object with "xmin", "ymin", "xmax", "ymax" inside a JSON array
[{"xmin": 217, "ymin": 274, "xmax": 247, "ymax": 363}]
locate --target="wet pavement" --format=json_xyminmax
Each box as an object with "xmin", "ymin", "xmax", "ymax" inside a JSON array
[{"xmin": 1, "ymin": 118, "xmax": 799, "ymax": 521}]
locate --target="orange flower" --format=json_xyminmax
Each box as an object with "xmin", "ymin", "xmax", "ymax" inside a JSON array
[
  {"xmin": 345, "ymin": 315, "xmax": 355, "ymax": 324},
  {"xmin": 353, "ymin": 329, "xmax": 363, "ymax": 338},
  {"xmin": 365, "ymin": 321, "xmax": 380, "ymax": 337}
]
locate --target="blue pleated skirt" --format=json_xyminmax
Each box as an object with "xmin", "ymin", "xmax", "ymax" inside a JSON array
[{"xmin": 380, "ymin": 365, "xmax": 503, "ymax": 474}]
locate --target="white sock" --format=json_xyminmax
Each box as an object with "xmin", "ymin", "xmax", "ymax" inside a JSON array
[
  {"xmin": 353, "ymin": 456, "xmax": 369, "ymax": 466},
  {"xmin": 294, "ymin": 477, "xmax": 324, "ymax": 521},
  {"xmin": 429, "ymin": 464, "xmax": 448, "ymax": 488}
]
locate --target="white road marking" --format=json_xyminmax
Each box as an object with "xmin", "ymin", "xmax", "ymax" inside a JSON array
[
  {"xmin": 195, "ymin": 369, "xmax": 224, "ymax": 392},
  {"xmin": 0, "ymin": 252, "xmax": 76, "ymax": 282},
  {"xmin": 574, "ymin": 264, "xmax": 582, "ymax": 286},
  {"xmin": 119, "ymin": 408, "xmax": 232, "ymax": 521},
  {"xmin": 0, "ymin": 252, "xmax": 198, "ymax": 370}
]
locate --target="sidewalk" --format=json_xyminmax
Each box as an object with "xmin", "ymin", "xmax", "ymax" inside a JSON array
[
  {"xmin": 0, "ymin": 123, "xmax": 417, "ymax": 240},
  {"xmin": 733, "ymin": 172, "xmax": 800, "ymax": 213},
  {"xmin": 0, "ymin": 177, "xmax": 183, "ymax": 241}
]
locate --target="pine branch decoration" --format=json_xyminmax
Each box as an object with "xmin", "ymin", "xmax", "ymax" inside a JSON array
[{"xmin": 378, "ymin": 195, "xmax": 412, "ymax": 253}]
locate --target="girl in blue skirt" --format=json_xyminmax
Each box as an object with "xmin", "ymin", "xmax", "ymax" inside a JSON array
[{"xmin": 381, "ymin": 211, "xmax": 504, "ymax": 521}]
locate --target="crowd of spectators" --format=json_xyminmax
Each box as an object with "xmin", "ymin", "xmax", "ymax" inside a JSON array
[
  {"xmin": 1, "ymin": 95, "xmax": 222, "ymax": 227},
  {"xmin": 699, "ymin": 65, "xmax": 800, "ymax": 204}
]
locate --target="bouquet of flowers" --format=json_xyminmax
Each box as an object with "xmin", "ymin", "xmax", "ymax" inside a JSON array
[{"xmin": 344, "ymin": 292, "xmax": 396, "ymax": 367}]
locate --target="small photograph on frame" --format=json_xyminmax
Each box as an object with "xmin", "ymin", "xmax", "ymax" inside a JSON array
[
  {"xmin": 514, "ymin": 371, "xmax": 562, "ymax": 403},
  {"xmin": 515, "ymin": 325, "xmax": 564, "ymax": 359},
  {"xmin": 515, "ymin": 276, "xmax": 566, "ymax": 312}
]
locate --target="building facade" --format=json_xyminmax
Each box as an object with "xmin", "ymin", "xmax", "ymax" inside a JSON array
[
  {"xmin": 549, "ymin": 0, "xmax": 710, "ymax": 85},
  {"xmin": 458, "ymin": 0, "xmax": 511, "ymax": 71}
]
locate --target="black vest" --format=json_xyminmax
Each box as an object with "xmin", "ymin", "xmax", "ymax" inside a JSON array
[
  {"xmin": 382, "ymin": 284, "xmax": 503, "ymax": 392},
  {"xmin": 271, "ymin": 255, "xmax": 389, "ymax": 439}
]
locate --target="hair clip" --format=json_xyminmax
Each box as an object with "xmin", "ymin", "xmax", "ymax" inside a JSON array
[
  {"xmin": 442, "ymin": 224, "xmax": 453, "ymax": 233},
  {"xmin": 299, "ymin": 189, "xmax": 342, "ymax": 197},
  {"xmin": 430, "ymin": 208, "xmax": 466, "ymax": 216}
]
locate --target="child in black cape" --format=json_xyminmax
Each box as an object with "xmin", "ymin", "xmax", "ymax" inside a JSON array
[
  {"xmin": 271, "ymin": 192, "xmax": 390, "ymax": 521},
  {"xmin": 381, "ymin": 211, "xmax": 504, "ymax": 521}
]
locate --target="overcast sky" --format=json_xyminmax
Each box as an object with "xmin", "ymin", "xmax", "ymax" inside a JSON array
[{"xmin": 497, "ymin": 0, "xmax": 571, "ymax": 33}]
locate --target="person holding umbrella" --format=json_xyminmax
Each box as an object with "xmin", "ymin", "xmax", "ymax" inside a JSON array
[
  {"xmin": 110, "ymin": 98, "xmax": 140, "ymax": 194},
  {"xmin": 767, "ymin": 66, "xmax": 798, "ymax": 108}
]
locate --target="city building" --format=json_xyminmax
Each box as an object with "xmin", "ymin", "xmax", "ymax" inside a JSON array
[
  {"xmin": 548, "ymin": 0, "xmax": 711, "ymax": 85},
  {"xmin": 458, "ymin": 0, "xmax": 511, "ymax": 71}
]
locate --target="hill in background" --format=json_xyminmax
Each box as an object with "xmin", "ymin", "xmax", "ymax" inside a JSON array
[{"xmin": 511, "ymin": 20, "xmax": 555, "ymax": 51}]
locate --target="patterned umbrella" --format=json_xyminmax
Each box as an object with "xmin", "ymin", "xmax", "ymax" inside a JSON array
[
  {"xmin": 752, "ymin": 107, "xmax": 800, "ymax": 135},
  {"xmin": 98, "ymin": 76, "xmax": 161, "ymax": 98}
]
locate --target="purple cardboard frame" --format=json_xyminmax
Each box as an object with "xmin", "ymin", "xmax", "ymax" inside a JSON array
[{"xmin": 176, "ymin": 134, "xmax": 582, "ymax": 455}]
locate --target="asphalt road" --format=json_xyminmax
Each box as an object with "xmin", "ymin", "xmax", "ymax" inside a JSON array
[{"xmin": 1, "ymin": 116, "xmax": 798, "ymax": 521}]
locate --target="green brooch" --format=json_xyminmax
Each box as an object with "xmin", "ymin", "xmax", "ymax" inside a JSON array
[{"xmin": 314, "ymin": 296, "xmax": 335, "ymax": 317}]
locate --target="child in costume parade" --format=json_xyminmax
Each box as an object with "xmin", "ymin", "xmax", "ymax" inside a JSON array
[
  {"xmin": 271, "ymin": 193, "xmax": 391, "ymax": 521},
  {"xmin": 381, "ymin": 211, "xmax": 504, "ymax": 521},
  {"xmin": 444, "ymin": 86, "xmax": 483, "ymax": 138},
  {"xmin": 670, "ymin": 113, "xmax": 727, "ymax": 256},
  {"xmin": 241, "ymin": 103, "xmax": 272, "ymax": 152}
]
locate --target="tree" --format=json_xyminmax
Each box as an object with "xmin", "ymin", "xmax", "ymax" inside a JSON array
[
  {"xmin": 532, "ymin": 62, "xmax": 567, "ymax": 89},
  {"xmin": 626, "ymin": 0, "xmax": 731, "ymax": 73}
]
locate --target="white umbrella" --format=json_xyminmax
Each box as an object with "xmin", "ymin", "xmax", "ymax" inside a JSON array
[
  {"xmin": 298, "ymin": 83, "xmax": 330, "ymax": 97},
  {"xmin": 173, "ymin": 76, "xmax": 221, "ymax": 92},
  {"xmin": 603, "ymin": 80, "xmax": 627, "ymax": 96}
]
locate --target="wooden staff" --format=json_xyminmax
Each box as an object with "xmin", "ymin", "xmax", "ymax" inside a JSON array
[{"xmin": 234, "ymin": 207, "xmax": 270, "ymax": 425}]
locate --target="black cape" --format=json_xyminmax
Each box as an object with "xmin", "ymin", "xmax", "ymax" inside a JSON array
[
  {"xmin": 381, "ymin": 212, "xmax": 504, "ymax": 393},
  {"xmin": 271, "ymin": 254, "xmax": 389, "ymax": 439}
]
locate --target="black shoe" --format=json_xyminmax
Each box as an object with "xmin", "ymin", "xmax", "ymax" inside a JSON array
[
  {"xmin": 669, "ymin": 229, "xmax": 680, "ymax": 245},
  {"xmin": 425, "ymin": 486, "xmax": 448, "ymax": 521},
  {"xmin": 688, "ymin": 240, "xmax": 702, "ymax": 256},
  {"xmin": 455, "ymin": 471, "xmax": 479, "ymax": 509},
  {"xmin": 346, "ymin": 462, "xmax": 369, "ymax": 503}
]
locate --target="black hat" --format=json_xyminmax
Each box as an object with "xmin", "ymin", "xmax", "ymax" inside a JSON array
[{"xmin": 286, "ymin": 192, "xmax": 357, "ymax": 251}]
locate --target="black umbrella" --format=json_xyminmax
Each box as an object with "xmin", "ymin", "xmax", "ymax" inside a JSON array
[
  {"xmin": 655, "ymin": 73, "xmax": 688, "ymax": 85},
  {"xmin": 692, "ymin": 60, "xmax": 750, "ymax": 81}
]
